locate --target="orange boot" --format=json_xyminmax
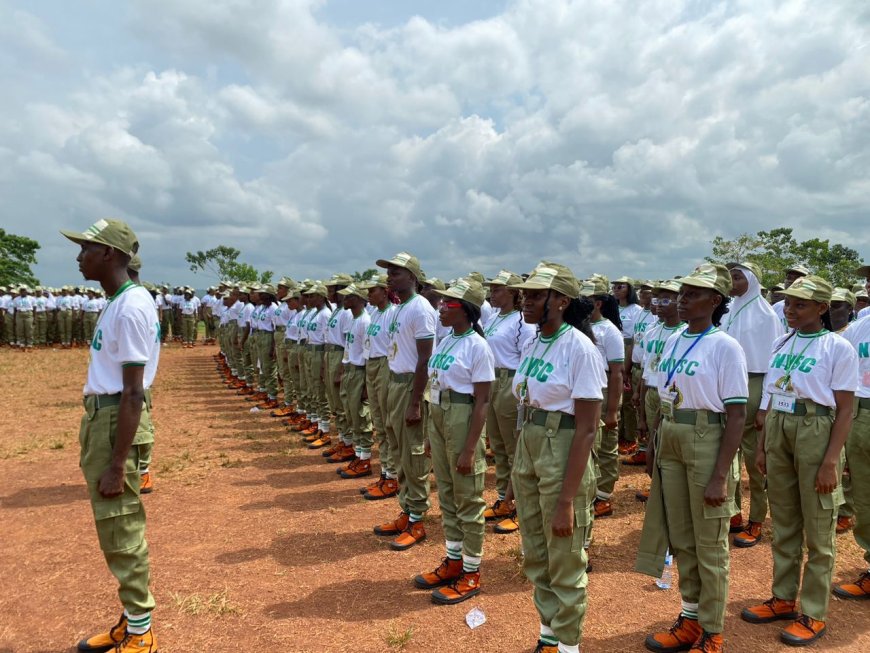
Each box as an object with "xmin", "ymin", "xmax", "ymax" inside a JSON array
[
  {"xmin": 373, "ymin": 511, "xmax": 409, "ymax": 536},
  {"xmin": 645, "ymin": 615, "xmax": 703, "ymax": 652},
  {"xmin": 431, "ymin": 571, "xmax": 481, "ymax": 605},
  {"xmin": 340, "ymin": 458, "xmax": 372, "ymax": 479},
  {"xmin": 780, "ymin": 615, "xmax": 826, "ymax": 646},
  {"xmin": 414, "ymin": 557, "xmax": 463, "ymax": 589},
  {"xmin": 391, "ymin": 521, "xmax": 426, "ymax": 551},
  {"xmin": 833, "ymin": 571, "xmax": 870, "ymax": 600},
  {"xmin": 740, "ymin": 597, "xmax": 799, "ymax": 624},
  {"xmin": 688, "ymin": 632, "xmax": 723, "ymax": 653},
  {"xmin": 364, "ymin": 477, "xmax": 398, "ymax": 501}
]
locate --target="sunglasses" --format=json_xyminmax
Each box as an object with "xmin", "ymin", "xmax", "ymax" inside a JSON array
[
  {"xmin": 442, "ymin": 301, "xmax": 463, "ymax": 310},
  {"xmin": 651, "ymin": 298, "xmax": 675, "ymax": 307}
]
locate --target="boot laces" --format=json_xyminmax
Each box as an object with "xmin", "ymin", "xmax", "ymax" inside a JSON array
[
  {"xmin": 857, "ymin": 571, "xmax": 870, "ymax": 588},
  {"xmin": 693, "ymin": 631, "xmax": 718, "ymax": 652},
  {"xmin": 794, "ymin": 614, "xmax": 819, "ymax": 634}
]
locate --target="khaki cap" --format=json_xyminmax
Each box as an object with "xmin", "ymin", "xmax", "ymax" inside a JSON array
[
  {"xmin": 337, "ymin": 283, "xmax": 368, "ymax": 300},
  {"xmin": 436, "ymin": 278, "xmax": 486, "ymax": 308},
  {"xmin": 655, "ymin": 279, "xmax": 682, "ymax": 294},
  {"xmin": 486, "ymin": 270, "xmax": 523, "ymax": 286},
  {"xmin": 277, "ymin": 276, "xmax": 295, "ymax": 288},
  {"xmin": 831, "ymin": 287, "xmax": 856, "ymax": 307},
  {"xmin": 678, "ymin": 263, "xmax": 732, "ymax": 296},
  {"xmin": 60, "ymin": 219, "xmax": 139, "ymax": 257},
  {"xmin": 781, "ymin": 275, "xmax": 832, "ymax": 303},
  {"xmin": 376, "ymin": 251, "xmax": 423, "ymax": 279},
  {"xmin": 855, "ymin": 265, "xmax": 870, "ymax": 278},
  {"xmin": 579, "ymin": 276, "xmax": 609, "ymax": 297},
  {"xmin": 467, "ymin": 271, "xmax": 486, "ymax": 284},
  {"xmin": 303, "ymin": 283, "xmax": 329, "ymax": 296},
  {"xmin": 510, "ymin": 262, "xmax": 580, "ymax": 299},
  {"xmin": 726, "ymin": 261, "xmax": 762, "ymax": 282},
  {"xmin": 856, "ymin": 289, "xmax": 869, "ymax": 299},
  {"xmin": 424, "ymin": 278, "xmax": 447, "ymax": 291},
  {"xmin": 612, "ymin": 276, "xmax": 634, "ymax": 285},
  {"xmin": 327, "ymin": 273, "xmax": 354, "ymax": 286},
  {"xmin": 360, "ymin": 273, "xmax": 388, "ymax": 289},
  {"xmin": 770, "ymin": 283, "xmax": 785, "ymax": 292},
  {"xmin": 128, "ymin": 253, "xmax": 142, "ymax": 272},
  {"xmin": 786, "ymin": 264, "xmax": 811, "ymax": 276},
  {"xmin": 260, "ymin": 284, "xmax": 278, "ymax": 295}
]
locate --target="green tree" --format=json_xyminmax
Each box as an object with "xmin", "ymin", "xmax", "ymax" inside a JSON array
[
  {"xmin": 185, "ymin": 246, "xmax": 273, "ymax": 284},
  {"xmin": 352, "ymin": 268, "xmax": 377, "ymax": 282},
  {"xmin": 707, "ymin": 227, "xmax": 863, "ymax": 289},
  {"xmin": 0, "ymin": 229, "xmax": 40, "ymax": 287}
]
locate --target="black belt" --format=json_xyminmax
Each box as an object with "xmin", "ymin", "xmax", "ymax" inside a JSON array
[
  {"xmin": 367, "ymin": 355, "xmax": 387, "ymax": 362},
  {"xmin": 275, "ymin": 326, "xmax": 286, "ymax": 331},
  {"xmin": 790, "ymin": 401, "xmax": 831, "ymax": 417},
  {"xmin": 748, "ymin": 372, "xmax": 766, "ymax": 378},
  {"xmin": 345, "ymin": 363, "xmax": 366, "ymax": 371},
  {"xmin": 529, "ymin": 409, "xmax": 575, "ymax": 429},
  {"xmin": 667, "ymin": 409, "xmax": 722, "ymax": 425},
  {"xmin": 860, "ymin": 397, "xmax": 870, "ymax": 410},
  {"xmin": 494, "ymin": 367, "xmax": 516, "ymax": 378},
  {"xmin": 437, "ymin": 390, "xmax": 473, "ymax": 404},
  {"xmin": 324, "ymin": 344, "xmax": 344, "ymax": 352},
  {"xmin": 390, "ymin": 372, "xmax": 415, "ymax": 383},
  {"xmin": 84, "ymin": 393, "xmax": 122, "ymax": 410}
]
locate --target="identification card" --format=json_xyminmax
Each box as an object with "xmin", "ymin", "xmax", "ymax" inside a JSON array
[
  {"xmin": 516, "ymin": 402, "xmax": 525, "ymax": 430},
  {"xmin": 430, "ymin": 378, "xmax": 441, "ymax": 406},
  {"xmin": 660, "ymin": 398, "xmax": 674, "ymax": 418},
  {"xmin": 772, "ymin": 392, "xmax": 797, "ymax": 414}
]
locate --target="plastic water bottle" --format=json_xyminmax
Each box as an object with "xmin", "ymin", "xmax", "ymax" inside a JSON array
[{"xmin": 656, "ymin": 551, "xmax": 674, "ymax": 589}]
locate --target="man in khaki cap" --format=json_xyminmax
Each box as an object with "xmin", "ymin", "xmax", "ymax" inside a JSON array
[
  {"xmin": 371, "ymin": 252, "xmax": 437, "ymax": 551},
  {"xmin": 60, "ymin": 218, "xmax": 160, "ymax": 652},
  {"xmin": 855, "ymin": 265, "xmax": 870, "ymax": 319}
]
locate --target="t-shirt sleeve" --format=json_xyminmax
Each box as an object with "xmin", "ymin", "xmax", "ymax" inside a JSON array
[
  {"xmin": 470, "ymin": 340, "xmax": 496, "ymax": 384},
  {"xmin": 605, "ymin": 327, "xmax": 625, "ymax": 363},
  {"xmin": 117, "ymin": 310, "xmax": 152, "ymax": 366},
  {"xmin": 413, "ymin": 302, "xmax": 436, "ymax": 340},
  {"xmin": 519, "ymin": 320, "xmax": 536, "ymax": 352},
  {"xmin": 571, "ymin": 342, "xmax": 605, "ymax": 401},
  {"xmin": 831, "ymin": 339, "xmax": 859, "ymax": 392},
  {"xmin": 719, "ymin": 338, "xmax": 749, "ymax": 404}
]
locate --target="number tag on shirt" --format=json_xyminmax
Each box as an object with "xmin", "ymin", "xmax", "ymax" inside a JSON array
[
  {"xmin": 660, "ymin": 391, "xmax": 675, "ymax": 418},
  {"xmin": 772, "ymin": 392, "xmax": 797, "ymax": 414},
  {"xmin": 430, "ymin": 378, "xmax": 441, "ymax": 406}
]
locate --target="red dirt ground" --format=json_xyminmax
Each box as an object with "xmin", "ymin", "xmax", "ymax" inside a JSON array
[{"xmin": 1, "ymin": 344, "xmax": 868, "ymax": 652}]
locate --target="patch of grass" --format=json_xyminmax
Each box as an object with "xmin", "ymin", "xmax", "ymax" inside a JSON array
[
  {"xmin": 156, "ymin": 450, "xmax": 194, "ymax": 474},
  {"xmin": 218, "ymin": 453, "xmax": 242, "ymax": 468},
  {"xmin": 49, "ymin": 440, "xmax": 66, "ymax": 450},
  {"xmin": 383, "ymin": 622, "xmax": 414, "ymax": 649},
  {"xmin": 170, "ymin": 587, "xmax": 239, "ymax": 617},
  {"xmin": 53, "ymin": 399, "xmax": 82, "ymax": 409},
  {"xmin": 505, "ymin": 543, "xmax": 528, "ymax": 580}
]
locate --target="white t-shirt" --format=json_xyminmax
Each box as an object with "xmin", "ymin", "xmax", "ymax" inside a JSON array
[
  {"xmin": 282, "ymin": 309, "xmax": 298, "ymax": 339},
  {"xmin": 84, "ymin": 298, "xmax": 102, "ymax": 313},
  {"xmin": 633, "ymin": 308, "xmax": 657, "ymax": 344},
  {"xmin": 761, "ymin": 330, "xmax": 858, "ymax": 410},
  {"xmin": 72, "ymin": 295, "xmax": 84, "ymax": 310},
  {"xmin": 513, "ymin": 325, "xmax": 606, "ymax": 415},
  {"xmin": 387, "ymin": 294, "xmax": 436, "ymax": 374},
  {"xmin": 619, "ymin": 303, "xmax": 644, "ymax": 340},
  {"xmin": 435, "ymin": 322, "xmax": 453, "ymax": 346},
  {"xmin": 640, "ymin": 321, "xmax": 686, "ymax": 386},
  {"xmin": 657, "ymin": 328, "xmax": 749, "ymax": 413},
  {"xmin": 327, "ymin": 307, "xmax": 352, "ymax": 346},
  {"xmin": 364, "ymin": 304, "xmax": 394, "ymax": 359},
  {"xmin": 0, "ymin": 294, "xmax": 11, "ymax": 311},
  {"xmin": 238, "ymin": 303, "xmax": 255, "ymax": 330},
  {"xmin": 295, "ymin": 308, "xmax": 313, "ymax": 342},
  {"xmin": 273, "ymin": 304, "xmax": 290, "ymax": 329},
  {"xmin": 590, "ymin": 319, "xmax": 625, "ymax": 366},
  {"xmin": 429, "ymin": 329, "xmax": 495, "ymax": 395},
  {"xmin": 483, "ymin": 310, "xmax": 536, "ymax": 370},
  {"xmin": 34, "ymin": 296, "xmax": 47, "ymax": 312},
  {"xmin": 12, "ymin": 296, "xmax": 34, "ymax": 312},
  {"xmin": 259, "ymin": 303, "xmax": 276, "ymax": 332},
  {"xmin": 842, "ymin": 316, "xmax": 870, "ymax": 399},
  {"xmin": 858, "ymin": 306, "xmax": 870, "ymax": 320},
  {"xmin": 84, "ymin": 283, "xmax": 160, "ymax": 395},
  {"xmin": 57, "ymin": 296, "xmax": 73, "ymax": 311},
  {"xmin": 480, "ymin": 299, "xmax": 495, "ymax": 326},
  {"xmin": 343, "ymin": 310, "xmax": 371, "ymax": 366},
  {"xmin": 306, "ymin": 306, "xmax": 330, "ymax": 345},
  {"xmin": 181, "ymin": 299, "xmax": 198, "ymax": 316},
  {"xmin": 772, "ymin": 300, "xmax": 787, "ymax": 329}
]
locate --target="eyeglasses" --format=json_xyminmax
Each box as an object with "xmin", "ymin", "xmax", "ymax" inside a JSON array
[
  {"xmin": 442, "ymin": 301, "xmax": 463, "ymax": 310},
  {"xmin": 651, "ymin": 298, "xmax": 675, "ymax": 307}
]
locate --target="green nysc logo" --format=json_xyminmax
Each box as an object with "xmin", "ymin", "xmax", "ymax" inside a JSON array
[
  {"xmin": 91, "ymin": 329, "xmax": 103, "ymax": 351},
  {"xmin": 518, "ymin": 356, "xmax": 554, "ymax": 382}
]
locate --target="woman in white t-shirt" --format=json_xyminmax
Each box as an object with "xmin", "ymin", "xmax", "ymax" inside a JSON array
[
  {"xmin": 742, "ymin": 276, "xmax": 857, "ymax": 646},
  {"xmin": 639, "ymin": 264, "xmax": 747, "ymax": 653},
  {"xmin": 413, "ymin": 279, "xmax": 494, "ymax": 606},
  {"xmin": 580, "ymin": 277, "xmax": 624, "ymax": 519},
  {"xmin": 508, "ymin": 263, "xmax": 606, "ymax": 653},
  {"xmin": 480, "ymin": 270, "xmax": 535, "ymax": 535},
  {"xmin": 612, "ymin": 276, "xmax": 644, "ymax": 456}
]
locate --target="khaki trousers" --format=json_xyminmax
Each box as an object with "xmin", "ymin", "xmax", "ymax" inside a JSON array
[
  {"xmin": 366, "ymin": 356, "xmax": 393, "ymax": 474},
  {"xmin": 386, "ymin": 374, "xmax": 430, "ymax": 515},
  {"xmin": 487, "ymin": 369, "xmax": 520, "ymax": 497},
  {"xmin": 340, "ymin": 364, "xmax": 372, "ymax": 451}
]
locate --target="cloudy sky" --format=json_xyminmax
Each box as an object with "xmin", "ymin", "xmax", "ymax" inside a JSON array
[{"xmin": 2, "ymin": 0, "xmax": 868, "ymax": 288}]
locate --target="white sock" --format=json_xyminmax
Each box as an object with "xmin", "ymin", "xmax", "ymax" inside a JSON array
[
  {"xmin": 557, "ymin": 644, "xmax": 579, "ymax": 653},
  {"xmin": 124, "ymin": 610, "xmax": 151, "ymax": 635}
]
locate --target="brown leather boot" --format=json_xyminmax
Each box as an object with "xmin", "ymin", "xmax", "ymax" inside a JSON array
[
  {"xmin": 733, "ymin": 521, "xmax": 763, "ymax": 548},
  {"xmin": 688, "ymin": 632, "xmax": 723, "ymax": 653},
  {"xmin": 364, "ymin": 477, "xmax": 398, "ymax": 500},
  {"xmin": 593, "ymin": 498, "xmax": 613, "ymax": 518},
  {"xmin": 483, "ymin": 499, "xmax": 514, "ymax": 521},
  {"xmin": 729, "ymin": 513, "xmax": 744, "ymax": 533},
  {"xmin": 780, "ymin": 615, "xmax": 826, "ymax": 646},
  {"xmin": 413, "ymin": 557, "xmax": 462, "ymax": 589},
  {"xmin": 645, "ymin": 615, "xmax": 703, "ymax": 652},
  {"xmin": 833, "ymin": 571, "xmax": 870, "ymax": 600},
  {"xmin": 373, "ymin": 511, "xmax": 409, "ymax": 536},
  {"xmin": 432, "ymin": 571, "xmax": 481, "ymax": 605},
  {"xmin": 741, "ymin": 597, "xmax": 799, "ymax": 624},
  {"xmin": 340, "ymin": 458, "xmax": 372, "ymax": 479},
  {"xmin": 390, "ymin": 521, "xmax": 426, "ymax": 551}
]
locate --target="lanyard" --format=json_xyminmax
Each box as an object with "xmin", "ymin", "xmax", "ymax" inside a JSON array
[
  {"xmin": 781, "ymin": 330, "xmax": 827, "ymax": 386},
  {"xmin": 664, "ymin": 325, "xmax": 714, "ymax": 388},
  {"xmin": 93, "ymin": 281, "xmax": 136, "ymax": 335},
  {"xmin": 726, "ymin": 295, "xmax": 759, "ymax": 329},
  {"xmin": 432, "ymin": 328, "xmax": 474, "ymax": 375},
  {"xmin": 484, "ymin": 310, "xmax": 517, "ymax": 337},
  {"xmin": 389, "ymin": 294, "xmax": 415, "ymax": 337}
]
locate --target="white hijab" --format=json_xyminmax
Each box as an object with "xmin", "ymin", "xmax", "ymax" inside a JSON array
[{"xmin": 723, "ymin": 266, "xmax": 785, "ymax": 373}]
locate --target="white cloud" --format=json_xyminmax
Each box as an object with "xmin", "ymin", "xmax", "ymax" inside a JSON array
[{"xmin": 1, "ymin": 0, "xmax": 868, "ymax": 287}]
